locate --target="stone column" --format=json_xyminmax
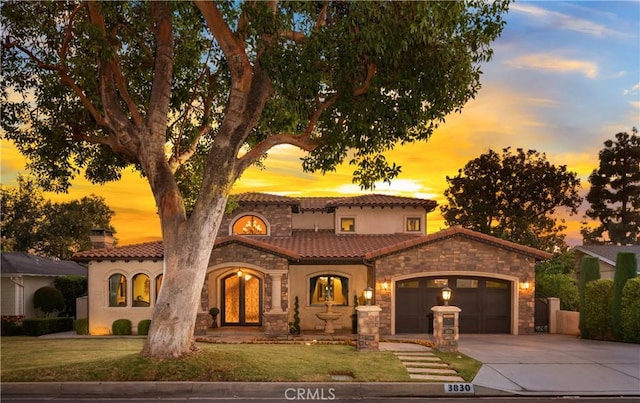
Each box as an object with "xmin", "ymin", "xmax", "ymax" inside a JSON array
[
  {"xmin": 547, "ymin": 297, "xmax": 560, "ymax": 334},
  {"xmin": 431, "ymin": 305, "xmax": 461, "ymax": 352},
  {"xmin": 263, "ymin": 270, "xmax": 288, "ymax": 337},
  {"xmin": 194, "ymin": 312, "xmax": 209, "ymax": 336},
  {"xmin": 356, "ymin": 305, "xmax": 381, "ymax": 351}
]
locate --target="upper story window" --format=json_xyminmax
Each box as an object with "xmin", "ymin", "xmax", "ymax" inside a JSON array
[
  {"xmin": 339, "ymin": 217, "xmax": 355, "ymax": 233},
  {"xmin": 108, "ymin": 273, "xmax": 127, "ymax": 307},
  {"xmin": 232, "ymin": 215, "xmax": 268, "ymax": 235},
  {"xmin": 406, "ymin": 217, "xmax": 422, "ymax": 232}
]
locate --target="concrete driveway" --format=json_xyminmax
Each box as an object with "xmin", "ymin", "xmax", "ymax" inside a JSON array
[{"xmin": 458, "ymin": 333, "xmax": 640, "ymax": 396}]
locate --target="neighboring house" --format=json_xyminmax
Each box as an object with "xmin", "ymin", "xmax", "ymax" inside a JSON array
[
  {"xmin": 74, "ymin": 193, "xmax": 551, "ymax": 336},
  {"xmin": 1, "ymin": 252, "xmax": 87, "ymax": 318},
  {"xmin": 573, "ymin": 245, "xmax": 640, "ymax": 280}
]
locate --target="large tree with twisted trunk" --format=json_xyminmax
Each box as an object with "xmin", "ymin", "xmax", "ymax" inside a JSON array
[{"xmin": 1, "ymin": 0, "xmax": 509, "ymax": 358}]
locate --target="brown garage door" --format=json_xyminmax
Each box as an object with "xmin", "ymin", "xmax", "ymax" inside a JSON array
[{"xmin": 395, "ymin": 276, "xmax": 511, "ymax": 334}]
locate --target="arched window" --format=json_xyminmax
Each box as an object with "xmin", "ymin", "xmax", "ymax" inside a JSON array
[
  {"xmin": 309, "ymin": 275, "xmax": 349, "ymax": 306},
  {"xmin": 232, "ymin": 215, "xmax": 268, "ymax": 235},
  {"xmin": 155, "ymin": 274, "xmax": 163, "ymax": 302},
  {"xmin": 108, "ymin": 274, "xmax": 127, "ymax": 307},
  {"xmin": 132, "ymin": 273, "xmax": 150, "ymax": 307}
]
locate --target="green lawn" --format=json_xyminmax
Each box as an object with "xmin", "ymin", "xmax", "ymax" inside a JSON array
[{"xmin": 1, "ymin": 337, "xmax": 480, "ymax": 382}]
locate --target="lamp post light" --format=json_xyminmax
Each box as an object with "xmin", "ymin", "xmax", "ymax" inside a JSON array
[
  {"xmin": 363, "ymin": 286, "xmax": 373, "ymax": 305},
  {"xmin": 441, "ymin": 286, "xmax": 452, "ymax": 306}
]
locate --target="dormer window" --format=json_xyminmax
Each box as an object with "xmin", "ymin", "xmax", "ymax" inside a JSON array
[
  {"xmin": 340, "ymin": 217, "xmax": 355, "ymax": 233},
  {"xmin": 232, "ymin": 215, "xmax": 268, "ymax": 235},
  {"xmin": 406, "ymin": 217, "xmax": 422, "ymax": 232}
]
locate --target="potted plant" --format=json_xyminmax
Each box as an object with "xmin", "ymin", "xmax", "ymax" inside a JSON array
[{"xmin": 209, "ymin": 307, "xmax": 220, "ymax": 328}]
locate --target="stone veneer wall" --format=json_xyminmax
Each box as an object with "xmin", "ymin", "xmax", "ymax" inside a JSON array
[
  {"xmin": 219, "ymin": 204, "xmax": 293, "ymax": 237},
  {"xmin": 374, "ymin": 236, "xmax": 537, "ymax": 335},
  {"xmin": 205, "ymin": 243, "xmax": 290, "ymax": 312}
]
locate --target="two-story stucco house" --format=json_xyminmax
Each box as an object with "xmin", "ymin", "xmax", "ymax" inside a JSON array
[{"xmin": 74, "ymin": 193, "xmax": 551, "ymax": 337}]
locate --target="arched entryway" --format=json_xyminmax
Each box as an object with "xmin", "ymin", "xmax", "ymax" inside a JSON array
[
  {"xmin": 395, "ymin": 275, "xmax": 511, "ymax": 334},
  {"xmin": 221, "ymin": 271, "xmax": 263, "ymax": 326}
]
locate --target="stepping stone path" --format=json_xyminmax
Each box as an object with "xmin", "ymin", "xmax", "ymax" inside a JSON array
[{"xmin": 392, "ymin": 351, "xmax": 465, "ymax": 382}]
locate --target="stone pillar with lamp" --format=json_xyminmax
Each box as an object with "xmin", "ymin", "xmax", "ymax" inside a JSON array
[{"xmin": 431, "ymin": 286, "xmax": 462, "ymax": 352}]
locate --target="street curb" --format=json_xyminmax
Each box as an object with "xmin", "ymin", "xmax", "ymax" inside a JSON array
[{"xmin": 1, "ymin": 382, "xmax": 514, "ymax": 399}]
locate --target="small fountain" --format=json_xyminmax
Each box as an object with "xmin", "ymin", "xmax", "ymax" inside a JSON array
[{"xmin": 315, "ymin": 300, "xmax": 342, "ymax": 334}]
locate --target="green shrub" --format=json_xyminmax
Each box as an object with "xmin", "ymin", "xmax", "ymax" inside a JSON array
[
  {"xmin": 612, "ymin": 252, "xmax": 638, "ymax": 341},
  {"xmin": 137, "ymin": 319, "xmax": 152, "ymax": 336},
  {"xmin": 289, "ymin": 296, "xmax": 301, "ymax": 335},
  {"xmin": 33, "ymin": 286, "xmax": 65, "ymax": 317},
  {"xmin": 578, "ymin": 257, "xmax": 600, "ymax": 339},
  {"xmin": 582, "ymin": 279, "xmax": 613, "ymax": 340},
  {"xmin": 75, "ymin": 318, "xmax": 89, "ymax": 335},
  {"xmin": 22, "ymin": 317, "xmax": 73, "ymax": 336},
  {"xmin": 112, "ymin": 319, "xmax": 132, "ymax": 335},
  {"xmin": 54, "ymin": 275, "xmax": 88, "ymax": 318},
  {"xmin": 535, "ymin": 273, "xmax": 579, "ymax": 311},
  {"xmin": 1, "ymin": 316, "xmax": 24, "ymax": 336},
  {"xmin": 620, "ymin": 277, "xmax": 640, "ymax": 344}
]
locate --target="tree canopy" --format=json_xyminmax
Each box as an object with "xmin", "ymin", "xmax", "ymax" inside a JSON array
[
  {"xmin": 441, "ymin": 147, "xmax": 582, "ymax": 252},
  {"xmin": 0, "ymin": 175, "xmax": 115, "ymax": 259},
  {"xmin": 1, "ymin": 0, "xmax": 510, "ymax": 358},
  {"xmin": 582, "ymin": 128, "xmax": 640, "ymax": 245}
]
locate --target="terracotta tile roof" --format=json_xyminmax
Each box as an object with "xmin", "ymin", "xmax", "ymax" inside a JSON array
[
  {"xmin": 325, "ymin": 194, "xmax": 437, "ymax": 211},
  {"xmin": 298, "ymin": 197, "xmax": 335, "ymax": 211},
  {"xmin": 231, "ymin": 192, "xmax": 299, "ymax": 205},
  {"xmin": 364, "ymin": 226, "xmax": 553, "ymax": 261},
  {"xmin": 73, "ymin": 241, "xmax": 164, "ymax": 261}
]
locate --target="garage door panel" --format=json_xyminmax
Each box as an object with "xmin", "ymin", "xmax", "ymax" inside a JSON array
[{"xmin": 395, "ymin": 275, "xmax": 511, "ymax": 334}]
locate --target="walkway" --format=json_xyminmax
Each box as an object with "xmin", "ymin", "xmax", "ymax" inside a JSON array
[{"xmin": 379, "ymin": 342, "xmax": 465, "ymax": 381}]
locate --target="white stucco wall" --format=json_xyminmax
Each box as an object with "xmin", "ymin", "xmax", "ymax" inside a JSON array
[
  {"xmin": 87, "ymin": 259, "xmax": 163, "ymax": 335},
  {"xmin": 333, "ymin": 206, "xmax": 426, "ymax": 235},
  {"xmin": 291, "ymin": 211, "xmax": 334, "ymax": 230},
  {"xmin": 288, "ymin": 264, "xmax": 368, "ymax": 331}
]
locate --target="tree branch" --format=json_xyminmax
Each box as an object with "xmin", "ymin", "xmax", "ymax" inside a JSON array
[
  {"xmin": 353, "ymin": 62, "xmax": 377, "ymax": 96},
  {"xmin": 236, "ymin": 132, "xmax": 320, "ymax": 173},
  {"xmin": 195, "ymin": 1, "xmax": 252, "ymax": 92}
]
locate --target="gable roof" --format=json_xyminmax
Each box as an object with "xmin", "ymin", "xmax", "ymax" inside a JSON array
[
  {"xmin": 574, "ymin": 245, "xmax": 640, "ymax": 269},
  {"xmin": 1, "ymin": 252, "xmax": 87, "ymax": 276},
  {"xmin": 73, "ymin": 226, "xmax": 551, "ymax": 263},
  {"xmin": 365, "ymin": 226, "xmax": 553, "ymax": 261},
  {"xmin": 230, "ymin": 192, "xmax": 437, "ymax": 213}
]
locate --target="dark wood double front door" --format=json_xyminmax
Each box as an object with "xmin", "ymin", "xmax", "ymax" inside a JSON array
[{"xmin": 395, "ymin": 276, "xmax": 511, "ymax": 334}]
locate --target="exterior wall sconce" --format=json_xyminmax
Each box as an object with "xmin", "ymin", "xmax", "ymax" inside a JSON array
[
  {"xmin": 441, "ymin": 286, "xmax": 452, "ymax": 306},
  {"xmin": 520, "ymin": 280, "xmax": 531, "ymax": 291},
  {"xmin": 382, "ymin": 281, "xmax": 389, "ymax": 291},
  {"xmin": 363, "ymin": 286, "xmax": 373, "ymax": 305},
  {"xmin": 237, "ymin": 270, "xmax": 243, "ymax": 277}
]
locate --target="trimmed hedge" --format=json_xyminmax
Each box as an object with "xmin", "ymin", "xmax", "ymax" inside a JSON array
[
  {"xmin": 137, "ymin": 319, "xmax": 151, "ymax": 336},
  {"xmin": 620, "ymin": 277, "xmax": 640, "ymax": 344},
  {"xmin": 612, "ymin": 252, "xmax": 638, "ymax": 340},
  {"xmin": 75, "ymin": 318, "xmax": 89, "ymax": 335},
  {"xmin": 535, "ymin": 273, "xmax": 578, "ymax": 311},
  {"xmin": 112, "ymin": 319, "xmax": 132, "ymax": 335},
  {"xmin": 582, "ymin": 279, "xmax": 613, "ymax": 340},
  {"xmin": 22, "ymin": 317, "xmax": 74, "ymax": 336},
  {"xmin": 578, "ymin": 257, "xmax": 600, "ymax": 339},
  {"xmin": 33, "ymin": 286, "xmax": 65, "ymax": 316}
]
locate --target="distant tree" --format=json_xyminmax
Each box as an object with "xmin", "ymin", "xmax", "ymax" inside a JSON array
[
  {"xmin": 582, "ymin": 128, "xmax": 640, "ymax": 245},
  {"xmin": 0, "ymin": 175, "xmax": 47, "ymax": 252},
  {"xmin": 0, "ymin": 175, "xmax": 115, "ymax": 259},
  {"xmin": 536, "ymin": 250, "xmax": 575, "ymax": 275},
  {"xmin": 54, "ymin": 275, "xmax": 88, "ymax": 318},
  {"xmin": 1, "ymin": 1, "xmax": 509, "ymax": 359},
  {"xmin": 441, "ymin": 148, "xmax": 582, "ymax": 252}
]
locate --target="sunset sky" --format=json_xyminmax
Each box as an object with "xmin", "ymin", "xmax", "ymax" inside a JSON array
[{"xmin": 1, "ymin": 1, "xmax": 639, "ymax": 247}]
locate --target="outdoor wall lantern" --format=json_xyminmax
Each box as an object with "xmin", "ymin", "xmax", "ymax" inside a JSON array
[
  {"xmin": 382, "ymin": 281, "xmax": 389, "ymax": 291},
  {"xmin": 237, "ymin": 269, "xmax": 243, "ymax": 277},
  {"xmin": 520, "ymin": 280, "xmax": 531, "ymax": 291},
  {"xmin": 441, "ymin": 286, "xmax": 452, "ymax": 306},
  {"xmin": 363, "ymin": 286, "xmax": 373, "ymax": 305}
]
